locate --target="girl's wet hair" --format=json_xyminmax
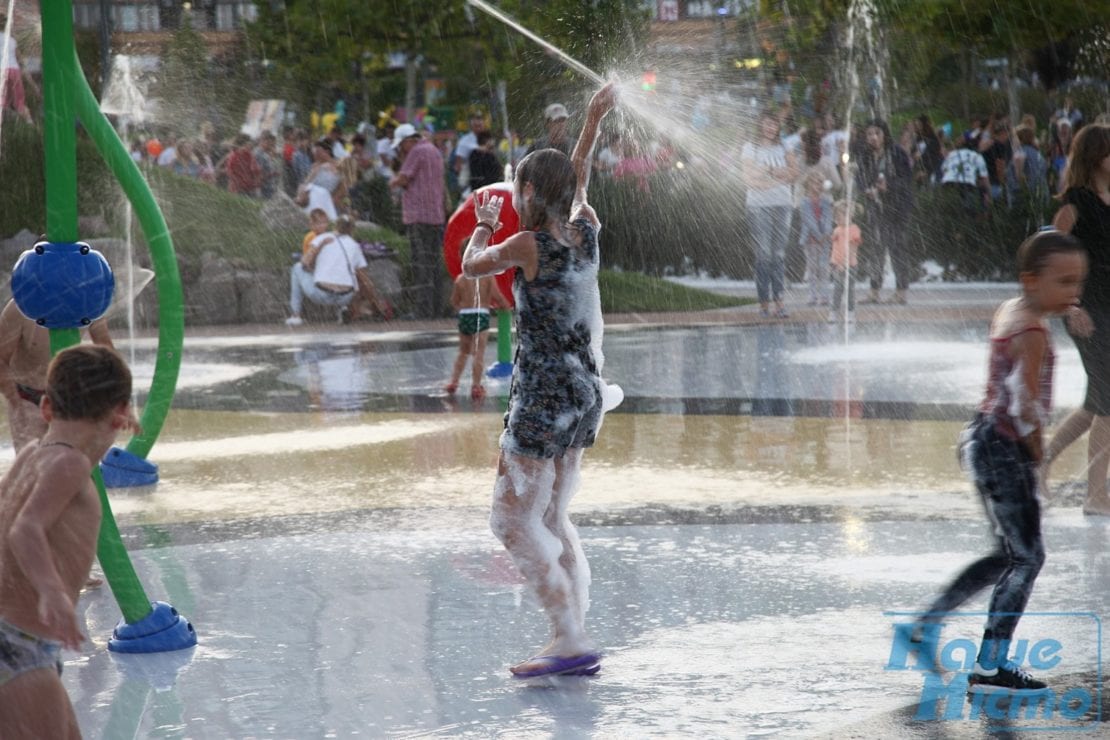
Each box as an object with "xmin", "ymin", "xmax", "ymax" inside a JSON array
[
  {"xmin": 1061, "ymin": 123, "xmax": 1110, "ymax": 193},
  {"xmin": 46, "ymin": 345, "xmax": 132, "ymax": 421},
  {"xmin": 1016, "ymin": 229, "xmax": 1085, "ymax": 275},
  {"xmin": 515, "ymin": 148, "xmax": 576, "ymax": 231}
]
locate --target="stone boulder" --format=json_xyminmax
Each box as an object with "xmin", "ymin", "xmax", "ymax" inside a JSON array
[
  {"xmin": 260, "ymin": 193, "xmax": 311, "ymax": 232},
  {"xmin": 185, "ymin": 252, "xmax": 239, "ymax": 325},
  {"xmin": 0, "ymin": 229, "xmax": 39, "ymax": 269}
]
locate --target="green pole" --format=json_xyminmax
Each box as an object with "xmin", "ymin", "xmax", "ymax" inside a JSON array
[
  {"xmin": 496, "ymin": 309, "xmax": 512, "ymax": 364},
  {"xmin": 70, "ymin": 50, "xmax": 183, "ymax": 460},
  {"xmin": 40, "ymin": 0, "xmax": 78, "ymax": 243},
  {"xmin": 41, "ymin": 0, "xmax": 153, "ymax": 625},
  {"xmin": 40, "ymin": 0, "xmax": 185, "ymax": 626}
]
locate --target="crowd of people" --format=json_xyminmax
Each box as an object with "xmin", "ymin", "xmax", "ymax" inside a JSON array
[{"xmin": 115, "ymin": 90, "xmax": 1106, "ymax": 326}]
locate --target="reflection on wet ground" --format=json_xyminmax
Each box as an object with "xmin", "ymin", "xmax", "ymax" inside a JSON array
[
  {"xmin": 2, "ymin": 320, "xmax": 1097, "ymax": 737},
  {"xmin": 132, "ymin": 321, "xmax": 1085, "ymax": 418}
]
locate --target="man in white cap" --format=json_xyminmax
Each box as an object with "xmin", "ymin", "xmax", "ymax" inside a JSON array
[
  {"xmin": 389, "ymin": 123, "xmax": 447, "ymax": 318},
  {"xmin": 527, "ymin": 102, "xmax": 572, "ymax": 156}
]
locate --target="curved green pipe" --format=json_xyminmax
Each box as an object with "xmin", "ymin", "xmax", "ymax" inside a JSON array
[
  {"xmin": 70, "ymin": 48, "xmax": 184, "ymax": 460},
  {"xmin": 41, "ymin": 0, "xmax": 184, "ymax": 625}
]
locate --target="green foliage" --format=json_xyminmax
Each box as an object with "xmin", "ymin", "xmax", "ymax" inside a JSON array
[
  {"xmin": 143, "ymin": 167, "xmax": 412, "ymax": 272},
  {"xmin": 907, "ymin": 185, "xmax": 1059, "ymax": 282},
  {"xmin": 144, "ymin": 166, "xmax": 295, "ymax": 269},
  {"xmin": 598, "ymin": 270, "xmax": 751, "ymax": 313},
  {"xmin": 159, "ymin": 17, "xmax": 220, "ymax": 136},
  {"xmin": 0, "ymin": 119, "xmax": 113, "ymax": 236},
  {"xmin": 591, "ymin": 170, "xmax": 748, "ymax": 278},
  {"xmin": 246, "ymin": 0, "xmax": 648, "ymax": 134}
]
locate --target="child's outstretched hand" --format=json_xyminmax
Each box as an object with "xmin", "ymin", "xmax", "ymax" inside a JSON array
[
  {"xmin": 588, "ymin": 83, "xmax": 618, "ymax": 119},
  {"xmin": 473, "ymin": 191, "xmax": 504, "ymax": 233}
]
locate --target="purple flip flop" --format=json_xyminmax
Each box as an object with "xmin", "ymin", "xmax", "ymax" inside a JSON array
[{"xmin": 510, "ymin": 653, "xmax": 602, "ymax": 679}]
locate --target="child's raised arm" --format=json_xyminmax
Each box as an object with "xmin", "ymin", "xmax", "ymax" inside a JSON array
[{"xmin": 571, "ymin": 83, "xmax": 617, "ymax": 214}]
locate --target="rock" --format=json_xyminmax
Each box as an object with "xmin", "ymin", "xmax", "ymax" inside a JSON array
[
  {"xmin": 186, "ymin": 252, "xmax": 239, "ymax": 324},
  {"xmin": 78, "ymin": 214, "xmax": 112, "ymax": 237},
  {"xmin": 0, "ymin": 229, "xmax": 39, "ymax": 268},
  {"xmin": 364, "ymin": 256, "xmax": 403, "ymax": 304},
  {"xmin": 235, "ymin": 268, "xmax": 289, "ymax": 323},
  {"xmin": 260, "ymin": 193, "xmax": 311, "ymax": 232}
]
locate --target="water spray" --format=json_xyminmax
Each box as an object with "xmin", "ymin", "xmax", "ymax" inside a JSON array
[{"xmin": 466, "ymin": 0, "xmax": 606, "ymax": 87}]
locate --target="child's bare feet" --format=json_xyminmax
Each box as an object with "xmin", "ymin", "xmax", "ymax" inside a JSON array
[
  {"xmin": 471, "ymin": 384, "xmax": 486, "ymax": 401},
  {"xmin": 444, "ymin": 383, "xmax": 458, "ymax": 395}
]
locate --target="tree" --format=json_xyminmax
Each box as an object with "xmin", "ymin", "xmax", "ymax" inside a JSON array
[
  {"xmin": 245, "ymin": 0, "xmax": 648, "ymax": 133},
  {"xmin": 159, "ymin": 14, "xmax": 215, "ymax": 136},
  {"xmin": 754, "ymin": 0, "xmax": 1104, "ymax": 121}
]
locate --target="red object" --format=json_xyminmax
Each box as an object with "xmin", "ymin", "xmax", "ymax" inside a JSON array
[
  {"xmin": 226, "ymin": 148, "xmax": 261, "ymax": 194},
  {"xmin": 443, "ymin": 184, "xmax": 517, "ymax": 306}
]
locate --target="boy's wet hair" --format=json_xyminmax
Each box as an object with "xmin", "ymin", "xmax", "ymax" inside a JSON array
[
  {"xmin": 515, "ymin": 148, "xmax": 575, "ymax": 231},
  {"xmin": 1016, "ymin": 229, "xmax": 1085, "ymax": 275},
  {"xmin": 46, "ymin": 346, "xmax": 131, "ymax": 421}
]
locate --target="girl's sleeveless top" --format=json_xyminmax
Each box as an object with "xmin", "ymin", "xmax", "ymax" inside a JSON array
[
  {"xmin": 978, "ymin": 325, "xmax": 1054, "ymax": 440},
  {"xmin": 512, "ymin": 218, "xmax": 603, "ymax": 389}
]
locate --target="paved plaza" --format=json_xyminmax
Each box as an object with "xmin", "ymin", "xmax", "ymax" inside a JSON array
[{"xmin": 13, "ymin": 281, "xmax": 1108, "ymax": 738}]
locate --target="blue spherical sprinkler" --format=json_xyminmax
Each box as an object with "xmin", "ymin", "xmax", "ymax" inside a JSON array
[{"xmin": 11, "ymin": 240, "xmax": 114, "ymax": 328}]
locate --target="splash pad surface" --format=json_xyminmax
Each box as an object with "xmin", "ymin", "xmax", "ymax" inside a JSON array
[{"xmin": 3, "ymin": 297, "xmax": 1096, "ymax": 737}]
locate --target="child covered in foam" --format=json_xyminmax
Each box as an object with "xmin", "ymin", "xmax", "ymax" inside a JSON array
[{"xmin": 461, "ymin": 83, "xmax": 621, "ymax": 679}]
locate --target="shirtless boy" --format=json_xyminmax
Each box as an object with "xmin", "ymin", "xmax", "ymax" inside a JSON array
[{"xmin": 0, "ymin": 345, "xmax": 137, "ymax": 738}]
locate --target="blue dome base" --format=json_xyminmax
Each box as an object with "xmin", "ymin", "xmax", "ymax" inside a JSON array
[
  {"xmin": 100, "ymin": 447, "xmax": 159, "ymax": 488},
  {"xmin": 486, "ymin": 361, "xmax": 513, "ymax": 379},
  {"xmin": 108, "ymin": 601, "xmax": 197, "ymax": 654}
]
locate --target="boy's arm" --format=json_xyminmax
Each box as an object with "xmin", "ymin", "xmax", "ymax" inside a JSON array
[
  {"xmin": 87, "ymin": 318, "xmax": 114, "ymax": 350},
  {"xmin": 8, "ymin": 454, "xmax": 92, "ymax": 649},
  {"xmin": 0, "ymin": 301, "xmax": 24, "ymax": 403},
  {"xmin": 1011, "ymin": 329, "xmax": 1049, "ymax": 462}
]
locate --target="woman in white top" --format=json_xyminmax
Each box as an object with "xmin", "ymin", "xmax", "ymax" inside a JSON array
[{"xmin": 741, "ymin": 108, "xmax": 798, "ymax": 318}]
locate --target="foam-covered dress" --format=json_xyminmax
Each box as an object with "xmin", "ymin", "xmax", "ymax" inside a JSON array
[{"xmin": 500, "ymin": 218, "xmax": 621, "ymax": 459}]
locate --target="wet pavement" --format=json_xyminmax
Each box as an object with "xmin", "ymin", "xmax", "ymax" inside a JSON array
[{"xmin": 8, "ymin": 282, "xmax": 1108, "ymax": 738}]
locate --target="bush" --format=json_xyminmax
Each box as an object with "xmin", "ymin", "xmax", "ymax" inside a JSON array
[
  {"xmin": 907, "ymin": 185, "xmax": 1058, "ymax": 281},
  {"xmin": 0, "ymin": 118, "xmax": 113, "ymax": 236},
  {"xmin": 591, "ymin": 169, "xmax": 750, "ymax": 278},
  {"xmin": 588, "ymin": 168, "xmax": 1061, "ymax": 284}
]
